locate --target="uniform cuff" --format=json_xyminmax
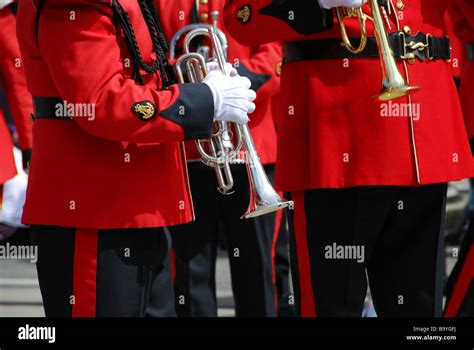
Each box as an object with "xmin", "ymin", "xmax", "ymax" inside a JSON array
[{"xmin": 160, "ymin": 83, "xmax": 215, "ymax": 141}]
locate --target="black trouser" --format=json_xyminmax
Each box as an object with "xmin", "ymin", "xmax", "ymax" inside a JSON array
[
  {"xmin": 288, "ymin": 184, "xmax": 447, "ymax": 317},
  {"xmin": 274, "ymin": 209, "xmax": 297, "ymax": 317},
  {"xmin": 445, "ymin": 218, "xmax": 474, "ymax": 316},
  {"xmin": 164, "ymin": 162, "xmax": 278, "ymax": 317},
  {"xmin": 30, "ymin": 225, "xmax": 175, "ymax": 317}
]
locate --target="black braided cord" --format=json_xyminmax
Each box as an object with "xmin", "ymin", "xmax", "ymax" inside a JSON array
[{"xmin": 112, "ymin": 0, "xmax": 174, "ymax": 87}]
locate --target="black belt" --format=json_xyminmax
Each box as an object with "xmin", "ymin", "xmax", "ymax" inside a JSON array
[
  {"xmin": 283, "ymin": 31, "xmax": 451, "ymax": 64},
  {"xmin": 467, "ymin": 43, "xmax": 474, "ymax": 61},
  {"xmin": 33, "ymin": 96, "xmax": 73, "ymax": 120}
]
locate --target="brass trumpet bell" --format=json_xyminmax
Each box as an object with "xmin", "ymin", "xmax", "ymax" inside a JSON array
[{"xmin": 336, "ymin": 0, "xmax": 420, "ymax": 101}]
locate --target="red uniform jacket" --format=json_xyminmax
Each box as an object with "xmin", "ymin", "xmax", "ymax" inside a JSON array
[
  {"xmin": 450, "ymin": 0, "xmax": 474, "ymax": 140},
  {"xmin": 225, "ymin": 0, "xmax": 473, "ymax": 192},
  {"xmin": 154, "ymin": 0, "xmax": 279, "ymax": 165},
  {"xmin": 0, "ymin": 5, "xmax": 33, "ymax": 185},
  {"xmin": 17, "ymin": 0, "xmax": 216, "ymax": 229},
  {"xmin": 445, "ymin": 13, "xmax": 463, "ymax": 80}
]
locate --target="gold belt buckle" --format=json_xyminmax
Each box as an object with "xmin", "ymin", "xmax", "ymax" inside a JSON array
[
  {"xmin": 399, "ymin": 31, "xmax": 408, "ymax": 59},
  {"xmin": 399, "ymin": 31, "xmax": 416, "ymax": 64},
  {"xmin": 425, "ymin": 33, "xmax": 434, "ymax": 60},
  {"xmin": 400, "ymin": 32, "xmax": 433, "ymax": 64}
]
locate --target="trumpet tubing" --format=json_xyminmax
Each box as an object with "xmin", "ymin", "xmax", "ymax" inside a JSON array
[
  {"xmin": 238, "ymin": 124, "xmax": 293, "ymax": 219},
  {"xmin": 173, "ymin": 25, "xmax": 292, "ymax": 218},
  {"xmin": 335, "ymin": 6, "xmax": 367, "ymax": 54},
  {"xmin": 367, "ymin": 0, "xmax": 420, "ymax": 100},
  {"xmin": 336, "ymin": 0, "xmax": 420, "ymax": 100}
]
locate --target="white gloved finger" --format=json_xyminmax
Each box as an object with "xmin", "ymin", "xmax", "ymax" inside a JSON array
[
  {"xmin": 223, "ymin": 76, "xmax": 251, "ymax": 90},
  {"xmin": 224, "ymin": 63, "xmax": 239, "ymax": 77},
  {"xmin": 239, "ymin": 76, "xmax": 252, "ymax": 89},
  {"xmin": 225, "ymin": 99, "xmax": 255, "ymax": 114},
  {"xmin": 318, "ymin": 0, "xmax": 367, "ymax": 9},
  {"xmin": 206, "ymin": 62, "xmax": 238, "ymax": 77},
  {"xmin": 219, "ymin": 105, "xmax": 250, "ymax": 124},
  {"xmin": 226, "ymin": 87, "xmax": 256, "ymax": 99},
  {"xmin": 246, "ymin": 89, "xmax": 257, "ymax": 102},
  {"xmin": 204, "ymin": 71, "xmax": 253, "ymax": 125},
  {"xmin": 246, "ymin": 101, "xmax": 256, "ymax": 114},
  {"xmin": 205, "ymin": 69, "xmax": 224, "ymax": 79},
  {"xmin": 206, "ymin": 61, "xmax": 220, "ymax": 72},
  {"xmin": 229, "ymin": 109, "xmax": 250, "ymax": 125},
  {"xmin": 225, "ymin": 88, "xmax": 256, "ymax": 104},
  {"xmin": 352, "ymin": 0, "xmax": 367, "ymax": 7}
]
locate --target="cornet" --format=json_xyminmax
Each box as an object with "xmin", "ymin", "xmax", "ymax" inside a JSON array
[
  {"xmin": 173, "ymin": 26, "xmax": 242, "ymax": 195},
  {"xmin": 172, "ymin": 22, "xmax": 292, "ymax": 219},
  {"xmin": 336, "ymin": 0, "xmax": 420, "ymax": 101}
]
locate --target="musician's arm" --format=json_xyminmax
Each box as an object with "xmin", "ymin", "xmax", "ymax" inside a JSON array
[{"xmin": 223, "ymin": 0, "xmax": 334, "ymax": 46}]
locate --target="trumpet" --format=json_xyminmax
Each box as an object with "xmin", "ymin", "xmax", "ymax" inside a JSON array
[
  {"xmin": 336, "ymin": 0, "xmax": 420, "ymax": 101},
  {"xmin": 174, "ymin": 26, "xmax": 241, "ymax": 195},
  {"xmin": 172, "ymin": 23, "xmax": 293, "ymax": 219}
]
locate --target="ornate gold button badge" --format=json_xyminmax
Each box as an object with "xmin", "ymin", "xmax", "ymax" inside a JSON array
[
  {"xmin": 237, "ymin": 5, "xmax": 251, "ymax": 24},
  {"xmin": 132, "ymin": 101, "xmax": 156, "ymax": 121},
  {"xmin": 276, "ymin": 62, "xmax": 282, "ymax": 76}
]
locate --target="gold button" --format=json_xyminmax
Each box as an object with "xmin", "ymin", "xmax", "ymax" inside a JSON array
[
  {"xmin": 200, "ymin": 13, "xmax": 209, "ymax": 22},
  {"xmin": 407, "ymin": 53, "xmax": 416, "ymax": 65},
  {"xmin": 403, "ymin": 26, "xmax": 411, "ymax": 35},
  {"xmin": 396, "ymin": 0, "xmax": 405, "ymax": 10},
  {"xmin": 276, "ymin": 62, "xmax": 282, "ymax": 76},
  {"xmin": 200, "ymin": 0, "xmax": 208, "ymax": 3}
]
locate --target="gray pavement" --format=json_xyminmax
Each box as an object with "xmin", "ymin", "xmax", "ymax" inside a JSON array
[
  {"xmin": 0, "ymin": 250, "xmax": 235, "ymax": 317},
  {"xmin": 0, "ymin": 259, "xmax": 44, "ymax": 317},
  {"xmin": 0, "ymin": 242, "xmax": 460, "ymax": 317}
]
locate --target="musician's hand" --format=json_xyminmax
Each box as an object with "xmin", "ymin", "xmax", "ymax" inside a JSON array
[
  {"xmin": 206, "ymin": 62, "xmax": 239, "ymax": 77},
  {"xmin": 318, "ymin": 0, "xmax": 367, "ymax": 9},
  {"xmin": 203, "ymin": 70, "xmax": 256, "ymax": 125}
]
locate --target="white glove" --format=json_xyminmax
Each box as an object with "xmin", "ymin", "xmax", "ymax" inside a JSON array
[
  {"xmin": 203, "ymin": 70, "xmax": 256, "ymax": 125},
  {"xmin": 318, "ymin": 0, "xmax": 367, "ymax": 9},
  {"xmin": 206, "ymin": 61, "xmax": 239, "ymax": 77},
  {"xmin": 0, "ymin": 0, "xmax": 14, "ymax": 10}
]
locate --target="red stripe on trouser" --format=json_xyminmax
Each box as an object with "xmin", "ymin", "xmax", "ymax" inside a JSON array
[
  {"xmin": 292, "ymin": 191, "xmax": 316, "ymax": 317},
  {"xmin": 72, "ymin": 229, "xmax": 99, "ymax": 317},
  {"xmin": 444, "ymin": 244, "xmax": 474, "ymax": 317},
  {"xmin": 272, "ymin": 206, "xmax": 283, "ymax": 312}
]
